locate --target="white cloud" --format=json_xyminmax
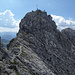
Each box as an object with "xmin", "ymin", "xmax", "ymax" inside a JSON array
[
  {"xmin": 0, "ymin": 10, "xmax": 75, "ymax": 32},
  {"xmin": 0, "ymin": 10, "xmax": 20, "ymax": 32},
  {"xmin": 51, "ymin": 14, "xmax": 75, "ymax": 30},
  {"xmin": 0, "ymin": 27, "xmax": 19, "ymax": 32}
]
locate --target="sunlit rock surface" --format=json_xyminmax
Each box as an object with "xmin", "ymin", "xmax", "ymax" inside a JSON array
[{"xmin": 0, "ymin": 10, "xmax": 75, "ymax": 75}]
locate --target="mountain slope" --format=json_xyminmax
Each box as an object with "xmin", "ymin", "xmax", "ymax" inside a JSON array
[{"xmin": 0, "ymin": 10, "xmax": 75, "ymax": 75}]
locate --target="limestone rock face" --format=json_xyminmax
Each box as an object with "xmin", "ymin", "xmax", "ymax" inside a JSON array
[
  {"xmin": 0, "ymin": 37, "xmax": 12, "ymax": 75},
  {"xmin": 19, "ymin": 10, "xmax": 57, "ymax": 34},
  {"xmin": 61, "ymin": 28, "xmax": 75, "ymax": 46},
  {"xmin": 1, "ymin": 10, "xmax": 75, "ymax": 75}
]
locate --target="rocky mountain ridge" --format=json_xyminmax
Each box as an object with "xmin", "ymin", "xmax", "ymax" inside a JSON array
[{"xmin": 0, "ymin": 10, "xmax": 75, "ymax": 75}]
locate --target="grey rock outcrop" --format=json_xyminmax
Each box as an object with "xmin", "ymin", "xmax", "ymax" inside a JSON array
[
  {"xmin": 61, "ymin": 28, "xmax": 75, "ymax": 46},
  {"xmin": 1, "ymin": 10, "xmax": 75, "ymax": 75},
  {"xmin": 0, "ymin": 37, "xmax": 12, "ymax": 75},
  {"xmin": 0, "ymin": 37, "xmax": 9, "ymax": 61}
]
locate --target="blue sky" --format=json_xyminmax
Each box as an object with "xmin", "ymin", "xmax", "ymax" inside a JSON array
[{"xmin": 0, "ymin": 0, "xmax": 75, "ymax": 32}]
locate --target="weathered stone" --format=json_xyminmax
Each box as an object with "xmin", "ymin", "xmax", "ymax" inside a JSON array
[
  {"xmin": 61, "ymin": 28, "xmax": 75, "ymax": 46},
  {"xmin": 0, "ymin": 10, "xmax": 75, "ymax": 75}
]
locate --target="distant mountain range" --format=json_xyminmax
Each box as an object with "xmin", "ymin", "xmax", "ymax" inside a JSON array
[
  {"xmin": 0, "ymin": 32, "xmax": 17, "ymax": 41},
  {"xmin": 1, "ymin": 39, "xmax": 9, "ymax": 43},
  {"xmin": 1, "ymin": 39, "xmax": 9, "ymax": 48},
  {"xmin": 0, "ymin": 32, "xmax": 17, "ymax": 47}
]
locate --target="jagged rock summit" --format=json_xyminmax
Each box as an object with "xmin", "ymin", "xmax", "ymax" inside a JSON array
[
  {"xmin": 19, "ymin": 10, "xmax": 57, "ymax": 33},
  {"xmin": 0, "ymin": 10, "xmax": 75, "ymax": 75}
]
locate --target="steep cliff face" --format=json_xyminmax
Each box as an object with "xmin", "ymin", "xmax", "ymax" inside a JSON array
[{"xmin": 1, "ymin": 10, "xmax": 75, "ymax": 75}]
